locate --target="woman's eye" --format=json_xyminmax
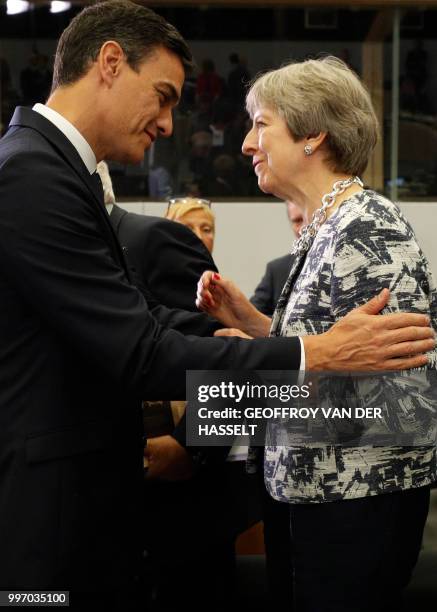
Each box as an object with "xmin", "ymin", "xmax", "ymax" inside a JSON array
[{"xmin": 202, "ymin": 226, "xmax": 213, "ymax": 234}]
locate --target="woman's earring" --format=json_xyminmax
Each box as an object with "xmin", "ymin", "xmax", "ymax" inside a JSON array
[{"xmin": 304, "ymin": 144, "xmax": 313, "ymax": 156}]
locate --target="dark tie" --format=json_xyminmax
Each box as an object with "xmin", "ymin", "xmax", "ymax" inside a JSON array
[{"xmin": 91, "ymin": 171, "xmax": 104, "ymax": 205}]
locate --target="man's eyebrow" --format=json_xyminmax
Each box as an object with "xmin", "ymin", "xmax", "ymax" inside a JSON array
[{"xmin": 156, "ymin": 81, "xmax": 180, "ymax": 104}]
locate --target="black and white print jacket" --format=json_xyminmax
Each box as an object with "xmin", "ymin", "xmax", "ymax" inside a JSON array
[{"xmin": 264, "ymin": 190, "xmax": 437, "ymax": 504}]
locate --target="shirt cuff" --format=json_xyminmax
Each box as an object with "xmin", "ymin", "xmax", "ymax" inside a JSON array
[
  {"xmin": 298, "ymin": 337, "xmax": 306, "ymax": 384},
  {"xmin": 299, "ymin": 337, "xmax": 306, "ymax": 372}
]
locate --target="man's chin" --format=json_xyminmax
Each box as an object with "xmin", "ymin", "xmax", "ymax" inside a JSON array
[{"xmin": 109, "ymin": 150, "xmax": 145, "ymax": 165}]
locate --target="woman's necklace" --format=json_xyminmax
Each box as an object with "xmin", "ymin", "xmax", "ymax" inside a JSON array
[{"xmin": 291, "ymin": 176, "xmax": 363, "ymax": 255}]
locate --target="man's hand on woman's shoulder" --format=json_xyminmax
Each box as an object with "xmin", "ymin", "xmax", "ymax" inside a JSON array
[{"xmin": 304, "ymin": 288, "xmax": 435, "ymax": 371}]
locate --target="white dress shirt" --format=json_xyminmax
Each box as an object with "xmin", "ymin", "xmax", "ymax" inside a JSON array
[{"xmin": 33, "ymin": 103, "xmax": 97, "ymax": 175}]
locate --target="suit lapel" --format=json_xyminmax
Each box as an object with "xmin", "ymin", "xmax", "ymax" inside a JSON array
[
  {"xmin": 9, "ymin": 107, "xmax": 102, "ymax": 209},
  {"xmin": 270, "ymin": 248, "xmax": 308, "ymax": 337},
  {"xmin": 8, "ymin": 107, "xmax": 130, "ymax": 277}
]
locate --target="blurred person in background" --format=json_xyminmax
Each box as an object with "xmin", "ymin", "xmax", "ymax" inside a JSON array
[
  {"xmin": 188, "ymin": 130, "xmax": 214, "ymax": 192},
  {"xmin": 228, "ymin": 52, "xmax": 251, "ymax": 107},
  {"xmin": 20, "ymin": 52, "xmax": 48, "ymax": 107},
  {"xmin": 196, "ymin": 59, "xmax": 223, "ymax": 107},
  {"xmin": 209, "ymin": 154, "xmax": 240, "ymax": 197},
  {"xmin": 0, "ymin": 56, "xmax": 16, "ymax": 136},
  {"xmin": 165, "ymin": 196, "xmax": 215, "ymax": 253},
  {"xmin": 251, "ymin": 201, "xmax": 304, "ymax": 316}
]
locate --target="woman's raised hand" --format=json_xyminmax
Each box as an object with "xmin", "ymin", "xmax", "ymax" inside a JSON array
[{"xmin": 196, "ymin": 271, "xmax": 272, "ymax": 337}]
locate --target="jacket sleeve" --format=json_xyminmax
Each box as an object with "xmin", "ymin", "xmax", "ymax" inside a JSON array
[
  {"xmin": 124, "ymin": 214, "xmax": 218, "ymax": 312},
  {"xmin": 149, "ymin": 301, "xmax": 221, "ymax": 337},
  {"xmin": 250, "ymin": 262, "xmax": 275, "ymax": 316},
  {"xmin": 126, "ymin": 258, "xmax": 222, "ymax": 336}
]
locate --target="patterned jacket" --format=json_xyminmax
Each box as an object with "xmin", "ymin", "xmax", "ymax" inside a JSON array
[{"xmin": 264, "ymin": 190, "xmax": 437, "ymax": 504}]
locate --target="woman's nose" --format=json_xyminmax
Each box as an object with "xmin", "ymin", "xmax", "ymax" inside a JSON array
[{"xmin": 242, "ymin": 127, "xmax": 257, "ymax": 156}]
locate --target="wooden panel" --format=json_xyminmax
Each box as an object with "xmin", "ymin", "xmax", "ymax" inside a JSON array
[
  {"xmin": 361, "ymin": 9, "xmax": 392, "ymax": 190},
  {"xmin": 362, "ymin": 41, "xmax": 385, "ymax": 190},
  {"xmin": 366, "ymin": 8, "xmax": 394, "ymax": 41}
]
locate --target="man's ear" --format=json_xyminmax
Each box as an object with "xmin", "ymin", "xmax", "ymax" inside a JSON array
[
  {"xmin": 304, "ymin": 131, "xmax": 328, "ymax": 153},
  {"xmin": 97, "ymin": 41, "xmax": 125, "ymax": 86}
]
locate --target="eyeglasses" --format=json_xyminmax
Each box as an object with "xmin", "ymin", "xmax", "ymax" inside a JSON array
[{"xmin": 166, "ymin": 198, "xmax": 211, "ymax": 214}]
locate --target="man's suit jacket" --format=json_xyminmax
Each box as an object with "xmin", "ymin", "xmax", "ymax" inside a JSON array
[
  {"xmin": 250, "ymin": 254, "xmax": 294, "ymax": 316},
  {"xmin": 0, "ymin": 107, "xmax": 300, "ymax": 591}
]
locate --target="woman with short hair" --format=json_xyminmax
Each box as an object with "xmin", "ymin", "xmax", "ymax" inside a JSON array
[
  {"xmin": 165, "ymin": 197, "xmax": 215, "ymax": 253},
  {"xmin": 197, "ymin": 56, "xmax": 437, "ymax": 611}
]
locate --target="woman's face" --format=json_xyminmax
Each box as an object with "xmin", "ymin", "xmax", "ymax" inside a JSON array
[
  {"xmin": 242, "ymin": 106, "xmax": 302, "ymax": 200},
  {"xmin": 177, "ymin": 209, "xmax": 215, "ymax": 253}
]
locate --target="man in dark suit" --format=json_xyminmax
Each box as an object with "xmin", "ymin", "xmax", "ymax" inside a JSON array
[
  {"xmin": 0, "ymin": 1, "xmax": 432, "ymax": 605},
  {"xmin": 97, "ymin": 161, "xmax": 249, "ymax": 610},
  {"xmin": 251, "ymin": 202, "xmax": 303, "ymax": 316}
]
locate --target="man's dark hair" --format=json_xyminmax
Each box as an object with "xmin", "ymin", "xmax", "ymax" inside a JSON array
[{"xmin": 52, "ymin": 0, "xmax": 193, "ymax": 90}]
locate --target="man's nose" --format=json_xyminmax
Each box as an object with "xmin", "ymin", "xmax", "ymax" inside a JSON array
[{"xmin": 157, "ymin": 109, "xmax": 173, "ymax": 138}]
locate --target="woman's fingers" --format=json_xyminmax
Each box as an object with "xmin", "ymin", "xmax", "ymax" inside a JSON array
[
  {"xmin": 197, "ymin": 270, "xmax": 214, "ymax": 293},
  {"xmin": 196, "ymin": 270, "xmax": 218, "ymax": 310},
  {"xmin": 196, "ymin": 290, "xmax": 216, "ymax": 310}
]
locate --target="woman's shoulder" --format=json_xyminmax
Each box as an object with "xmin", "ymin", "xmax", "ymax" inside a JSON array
[
  {"xmin": 330, "ymin": 189, "xmax": 415, "ymax": 243},
  {"xmin": 336, "ymin": 189, "xmax": 406, "ymax": 227}
]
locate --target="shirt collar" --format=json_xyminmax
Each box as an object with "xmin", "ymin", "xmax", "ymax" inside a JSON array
[{"xmin": 33, "ymin": 103, "xmax": 97, "ymax": 175}]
